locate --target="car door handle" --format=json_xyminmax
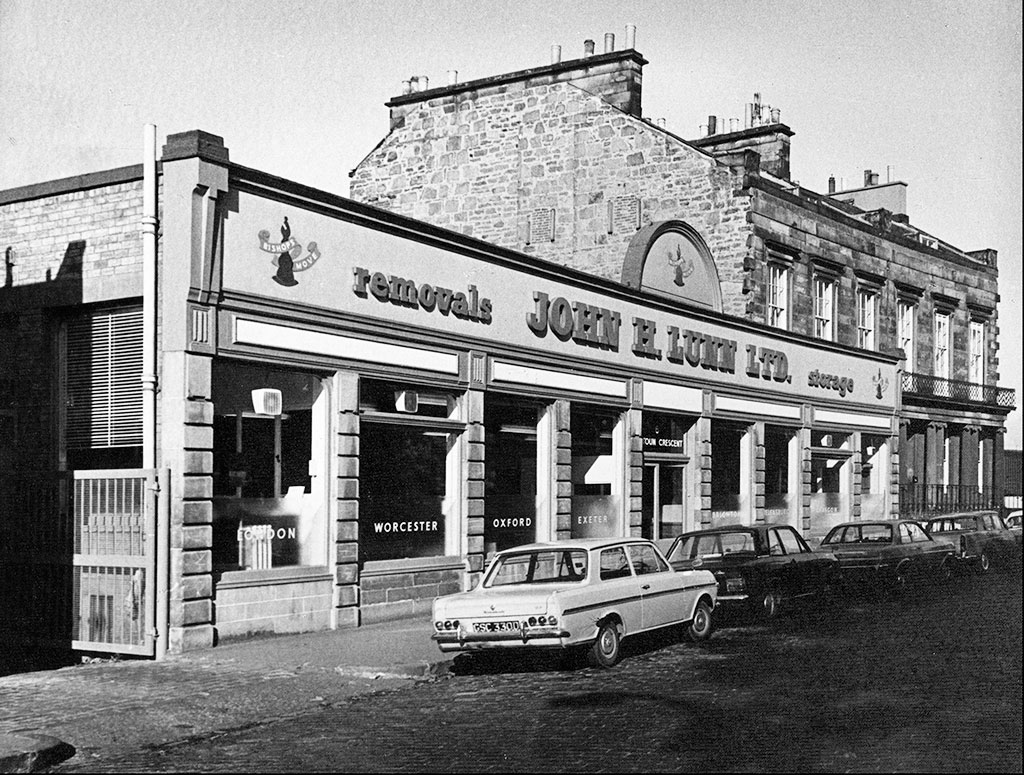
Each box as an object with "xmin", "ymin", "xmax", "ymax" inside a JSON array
[{"xmin": 641, "ymin": 584, "xmax": 651, "ymax": 590}]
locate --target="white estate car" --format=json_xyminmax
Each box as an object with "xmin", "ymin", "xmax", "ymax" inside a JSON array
[{"xmin": 432, "ymin": 538, "xmax": 718, "ymax": 667}]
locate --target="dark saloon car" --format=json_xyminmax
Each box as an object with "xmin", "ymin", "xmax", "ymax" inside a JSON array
[
  {"xmin": 925, "ymin": 511, "xmax": 1021, "ymax": 573},
  {"xmin": 665, "ymin": 524, "xmax": 839, "ymax": 618},
  {"xmin": 819, "ymin": 519, "xmax": 954, "ymax": 592}
]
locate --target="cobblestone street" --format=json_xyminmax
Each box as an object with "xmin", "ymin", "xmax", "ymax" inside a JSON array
[{"xmin": 55, "ymin": 570, "xmax": 1022, "ymax": 773}]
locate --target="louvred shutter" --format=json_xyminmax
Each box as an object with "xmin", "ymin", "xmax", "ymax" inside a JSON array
[{"xmin": 66, "ymin": 307, "xmax": 143, "ymax": 449}]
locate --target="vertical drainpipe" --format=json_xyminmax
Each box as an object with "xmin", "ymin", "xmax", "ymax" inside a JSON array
[{"xmin": 142, "ymin": 124, "xmax": 168, "ymax": 660}]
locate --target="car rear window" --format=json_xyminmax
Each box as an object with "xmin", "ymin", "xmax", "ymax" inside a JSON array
[
  {"xmin": 484, "ymin": 549, "xmax": 589, "ymax": 587},
  {"xmin": 823, "ymin": 524, "xmax": 893, "ymax": 544},
  {"xmin": 673, "ymin": 532, "xmax": 755, "ymax": 559}
]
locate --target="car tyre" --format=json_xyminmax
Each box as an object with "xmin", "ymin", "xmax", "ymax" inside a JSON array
[
  {"xmin": 977, "ymin": 551, "xmax": 991, "ymax": 574},
  {"xmin": 687, "ymin": 601, "xmax": 714, "ymax": 642},
  {"xmin": 587, "ymin": 621, "xmax": 622, "ymax": 668},
  {"xmin": 758, "ymin": 589, "xmax": 781, "ymax": 619}
]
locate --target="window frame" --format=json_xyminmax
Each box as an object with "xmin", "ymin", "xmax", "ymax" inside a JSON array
[
  {"xmin": 898, "ymin": 298, "xmax": 916, "ymax": 368},
  {"xmin": 766, "ymin": 262, "xmax": 791, "ymax": 331},
  {"xmin": 813, "ymin": 275, "xmax": 835, "ymax": 341},
  {"xmin": 856, "ymin": 288, "xmax": 877, "ymax": 350}
]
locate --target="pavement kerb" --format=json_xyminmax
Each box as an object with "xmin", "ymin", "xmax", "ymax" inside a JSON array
[
  {"xmin": 0, "ymin": 733, "xmax": 75, "ymax": 773},
  {"xmin": 333, "ymin": 657, "xmax": 454, "ymax": 680}
]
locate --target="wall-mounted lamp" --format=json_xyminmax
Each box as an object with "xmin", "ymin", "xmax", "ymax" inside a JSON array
[{"xmin": 251, "ymin": 388, "xmax": 282, "ymax": 416}]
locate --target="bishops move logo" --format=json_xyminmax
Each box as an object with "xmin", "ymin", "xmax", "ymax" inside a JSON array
[{"xmin": 258, "ymin": 217, "xmax": 322, "ymax": 287}]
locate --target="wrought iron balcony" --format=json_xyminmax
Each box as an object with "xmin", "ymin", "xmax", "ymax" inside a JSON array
[{"xmin": 901, "ymin": 372, "xmax": 1016, "ymax": 409}]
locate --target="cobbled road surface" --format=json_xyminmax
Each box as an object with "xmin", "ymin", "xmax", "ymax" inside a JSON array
[{"xmin": 56, "ymin": 570, "xmax": 1022, "ymax": 773}]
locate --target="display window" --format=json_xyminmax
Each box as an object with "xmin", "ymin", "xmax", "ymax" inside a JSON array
[
  {"xmin": 570, "ymin": 407, "xmax": 622, "ymax": 538},
  {"xmin": 358, "ymin": 379, "xmax": 463, "ymax": 565},
  {"xmin": 860, "ymin": 434, "xmax": 889, "ymax": 520},
  {"xmin": 764, "ymin": 425, "xmax": 799, "ymax": 527},
  {"xmin": 484, "ymin": 397, "xmax": 542, "ymax": 554},
  {"xmin": 710, "ymin": 420, "xmax": 750, "ymax": 526},
  {"xmin": 809, "ymin": 430, "xmax": 852, "ymax": 539},
  {"xmin": 211, "ymin": 362, "xmax": 329, "ymax": 571}
]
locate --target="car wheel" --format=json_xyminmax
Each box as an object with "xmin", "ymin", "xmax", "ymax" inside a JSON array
[
  {"xmin": 892, "ymin": 563, "xmax": 912, "ymax": 593},
  {"xmin": 937, "ymin": 557, "xmax": 953, "ymax": 583},
  {"xmin": 758, "ymin": 589, "xmax": 780, "ymax": 619},
  {"xmin": 587, "ymin": 620, "xmax": 622, "ymax": 668},
  {"xmin": 977, "ymin": 551, "xmax": 991, "ymax": 574},
  {"xmin": 687, "ymin": 601, "xmax": 714, "ymax": 642}
]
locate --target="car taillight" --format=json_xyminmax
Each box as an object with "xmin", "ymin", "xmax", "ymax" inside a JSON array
[{"xmin": 440, "ymin": 619, "xmax": 460, "ymax": 630}]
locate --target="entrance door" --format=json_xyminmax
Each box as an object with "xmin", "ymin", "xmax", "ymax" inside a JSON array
[{"xmin": 641, "ymin": 463, "xmax": 687, "ymax": 542}]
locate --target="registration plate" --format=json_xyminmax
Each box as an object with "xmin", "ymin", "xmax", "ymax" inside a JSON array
[
  {"xmin": 473, "ymin": 620, "xmax": 520, "ymax": 633},
  {"xmin": 725, "ymin": 578, "xmax": 745, "ymax": 593}
]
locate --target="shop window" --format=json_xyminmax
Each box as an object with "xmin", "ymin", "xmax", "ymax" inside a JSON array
[
  {"xmin": 860, "ymin": 434, "xmax": 888, "ymax": 520},
  {"xmin": 358, "ymin": 379, "xmax": 463, "ymax": 564},
  {"xmin": 484, "ymin": 397, "xmax": 542, "ymax": 554},
  {"xmin": 764, "ymin": 426, "xmax": 797, "ymax": 526},
  {"xmin": 63, "ymin": 306, "xmax": 143, "ymax": 470},
  {"xmin": 211, "ymin": 362, "xmax": 328, "ymax": 571},
  {"xmin": 711, "ymin": 421, "xmax": 750, "ymax": 525},
  {"xmin": 570, "ymin": 407, "xmax": 621, "ymax": 538}
]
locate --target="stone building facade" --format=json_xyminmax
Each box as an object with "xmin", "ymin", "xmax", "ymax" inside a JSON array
[{"xmin": 350, "ymin": 40, "xmax": 1014, "ymax": 515}]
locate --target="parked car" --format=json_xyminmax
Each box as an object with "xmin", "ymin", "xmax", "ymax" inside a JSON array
[
  {"xmin": 819, "ymin": 519, "xmax": 955, "ymax": 592},
  {"xmin": 925, "ymin": 511, "xmax": 1022, "ymax": 572},
  {"xmin": 664, "ymin": 524, "xmax": 839, "ymax": 619},
  {"xmin": 1005, "ymin": 510, "xmax": 1022, "ymax": 533},
  {"xmin": 432, "ymin": 538, "xmax": 717, "ymax": 668}
]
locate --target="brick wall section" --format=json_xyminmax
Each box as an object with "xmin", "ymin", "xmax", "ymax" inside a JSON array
[
  {"xmin": 0, "ymin": 177, "xmax": 144, "ymax": 471},
  {"xmin": 334, "ymin": 373, "xmax": 360, "ymax": 628},
  {"xmin": 359, "ymin": 560, "xmax": 463, "ymax": 625},
  {"xmin": 350, "ymin": 83, "xmax": 755, "ymax": 317}
]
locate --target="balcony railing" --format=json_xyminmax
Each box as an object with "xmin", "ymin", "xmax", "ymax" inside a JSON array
[
  {"xmin": 899, "ymin": 484, "xmax": 997, "ymax": 516},
  {"xmin": 902, "ymin": 372, "xmax": 1016, "ymax": 408}
]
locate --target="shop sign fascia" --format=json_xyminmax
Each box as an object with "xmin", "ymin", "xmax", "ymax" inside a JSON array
[{"xmin": 219, "ymin": 188, "xmax": 899, "ymax": 412}]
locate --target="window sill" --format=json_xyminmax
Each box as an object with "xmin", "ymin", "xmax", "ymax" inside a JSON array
[
  {"xmin": 215, "ymin": 565, "xmax": 332, "ymax": 589},
  {"xmin": 360, "ymin": 555, "xmax": 466, "ymax": 577}
]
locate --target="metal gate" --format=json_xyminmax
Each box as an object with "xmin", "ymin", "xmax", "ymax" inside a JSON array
[{"xmin": 71, "ymin": 469, "xmax": 159, "ymax": 656}]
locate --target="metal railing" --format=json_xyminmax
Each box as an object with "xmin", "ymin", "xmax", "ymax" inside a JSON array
[
  {"xmin": 900, "ymin": 484, "xmax": 997, "ymax": 516},
  {"xmin": 902, "ymin": 372, "xmax": 1016, "ymax": 408}
]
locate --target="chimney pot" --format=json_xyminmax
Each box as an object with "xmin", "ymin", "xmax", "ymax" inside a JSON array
[
  {"xmin": 420, "ymin": 75, "xmax": 430, "ymax": 91},
  {"xmin": 886, "ymin": 164, "xmax": 895, "ymax": 183},
  {"xmin": 770, "ymin": 107, "xmax": 781, "ymax": 123},
  {"xmin": 699, "ymin": 123, "xmax": 708, "ymax": 137},
  {"xmin": 551, "ymin": 44, "xmax": 562, "ymax": 64},
  {"xmin": 402, "ymin": 79, "xmax": 412, "ymax": 95},
  {"xmin": 828, "ymin": 175, "xmax": 836, "ymax": 194},
  {"xmin": 624, "ymin": 23, "xmax": 636, "ymax": 49},
  {"xmin": 707, "ymin": 115, "xmax": 717, "ymax": 134},
  {"xmin": 657, "ymin": 117, "xmax": 666, "ymax": 128},
  {"xmin": 583, "ymin": 39, "xmax": 595, "ymax": 57},
  {"xmin": 744, "ymin": 103, "xmax": 752, "ymax": 129},
  {"xmin": 864, "ymin": 169, "xmax": 873, "ymax": 187},
  {"xmin": 447, "ymin": 70, "xmax": 458, "ymax": 86},
  {"xmin": 729, "ymin": 118, "xmax": 739, "ymax": 133},
  {"xmin": 604, "ymin": 33, "xmax": 615, "ymax": 53}
]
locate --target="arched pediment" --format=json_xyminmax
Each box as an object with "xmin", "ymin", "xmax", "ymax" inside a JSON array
[{"xmin": 621, "ymin": 221, "xmax": 722, "ymax": 312}]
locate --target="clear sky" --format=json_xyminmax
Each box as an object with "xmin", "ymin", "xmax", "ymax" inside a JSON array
[{"xmin": 1, "ymin": 0, "xmax": 1020, "ymax": 446}]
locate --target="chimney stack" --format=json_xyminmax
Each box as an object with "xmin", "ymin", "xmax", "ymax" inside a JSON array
[{"xmin": 583, "ymin": 39, "xmax": 595, "ymax": 57}]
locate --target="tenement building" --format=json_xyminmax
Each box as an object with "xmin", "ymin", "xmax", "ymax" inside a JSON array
[
  {"xmin": 2, "ymin": 125, "xmax": 899, "ymax": 659},
  {"xmin": 349, "ymin": 30, "xmax": 1015, "ymax": 522}
]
